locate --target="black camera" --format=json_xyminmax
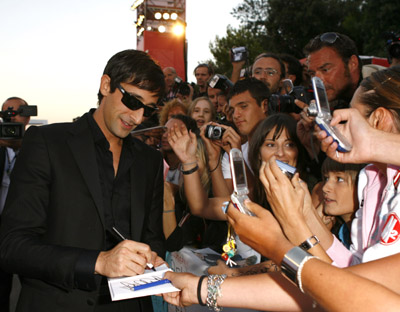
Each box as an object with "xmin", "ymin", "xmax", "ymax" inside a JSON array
[
  {"xmin": 0, "ymin": 105, "xmax": 37, "ymax": 139},
  {"xmin": 231, "ymin": 46, "xmax": 248, "ymax": 63},
  {"xmin": 208, "ymin": 74, "xmax": 233, "ymax": 93},
  {"xmin": 268, "ymin": 86, "xmax": 314, "ymax": 114},
  {"xmin": 385, "ymin": 31, "xmax": 400, "ymax": 64},
  {"xmin": 205, "ymin": 125, "xmax": 225, "ymax": 140}
]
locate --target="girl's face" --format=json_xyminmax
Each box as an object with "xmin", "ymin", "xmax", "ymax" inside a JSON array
[
  {"xmin": 191, "ymin": 100, "xmax": 212, "ymax": 128},
  {"xmin": 259, "ymin": 126, "xmax": 298, "ymax": 167},
  {"xmin": 322, "ymin": 171, "xmax": 356, "ymax": 223}
]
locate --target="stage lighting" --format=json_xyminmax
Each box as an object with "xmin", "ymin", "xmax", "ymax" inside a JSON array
[
  {"xmin": 131, "ymin": 0, "xmax": 144, "ymax": 10},
  {"xmin": 154, "ymin": 12, "xmax": 162, "ymax": 20},
  {"xmin": 163, "ymin": 12, "xmax": 170, "ymax": 20},
  {"xmin": 158, "ymin": 25, "xmax": 166, "ymax": 33},
  {"xmin": 171, "ymin": 13, "xmax": 178, "ymax": 20}
]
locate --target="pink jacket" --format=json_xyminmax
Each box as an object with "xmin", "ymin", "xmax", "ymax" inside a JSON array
[{"xmin": 327, "ymin": 164, "xmax": 400, "ymax": 267}]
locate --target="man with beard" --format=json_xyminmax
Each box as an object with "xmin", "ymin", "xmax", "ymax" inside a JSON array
[{"xmin": 251, "ymin": 53, "xmax": 286, "ymax": 94}]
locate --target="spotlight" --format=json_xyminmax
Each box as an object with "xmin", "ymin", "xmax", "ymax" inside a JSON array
[
  {"xmin": 136, "ymin": 14, "xmax": 145, "ymax": 26},
  {"xmin": 163, "ymin": 12, "xmax": 170, "ymax": 20},
  {"xmin": 137, "ymin": 27, "xmax": 144, "ymax": 36},
  {"xmin": 131, "ymin": 0, "xmax": 144, "ymax": 10},
  {"xmin": 170, "ymin": 13, "xmax": 178, "ymax": 20},
  {"xmin": 158, "ymin": 25, "xmax": 166, "ymax": 33},
  {"xmin": 172, "ymin": 23, "xmax": 184, "ymax": 36},
  {"xmin": 154, "ymin": 12, "xmax": 162, "ymax": 20},
  {"xmin": 147, "ymin": 26, "xmax": 152, "ymax": 31}
]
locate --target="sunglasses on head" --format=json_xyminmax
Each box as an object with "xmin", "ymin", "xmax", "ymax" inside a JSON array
[
  {"xmin": 117, "ymin": 84, "xmax": 158, "ymax": 117},
  {"xmin": 313, "ymin": 32, "xmax": 341, "ymax": 44}
]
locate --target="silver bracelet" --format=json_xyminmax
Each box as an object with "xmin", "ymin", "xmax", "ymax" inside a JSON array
[
  {"xmin": 206, "ymin": 274, "xmax": 227, "ymax": 312},
  {"xmin": 297, "ymin": 256, "xmax": 317, "ymax": 293}
]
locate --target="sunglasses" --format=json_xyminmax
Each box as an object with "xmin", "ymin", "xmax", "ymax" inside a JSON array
[
  {"xmin": 117, "ymin": 84, "xmax": 158, "ymax": 117},
  {"xmin": 313, "ymin": 32, "xmax": 341, "ymax": 44}
]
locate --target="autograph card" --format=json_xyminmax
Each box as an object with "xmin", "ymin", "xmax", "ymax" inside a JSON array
[{"xmin": 107, "ymin": 264, "xmax": 180, "ymax": 301}]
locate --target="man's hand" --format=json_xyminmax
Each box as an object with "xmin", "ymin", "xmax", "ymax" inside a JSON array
[
  {"xmin": 220, "ymin": 125, "xmax": 242, "ymax": 153},
  {"xmin": 295, "ymin": 99, "xmax": 320, "ymax": 158},
  {"xmin": 95, "ymin": 240, "xmax": 153, "ymax": 277}
]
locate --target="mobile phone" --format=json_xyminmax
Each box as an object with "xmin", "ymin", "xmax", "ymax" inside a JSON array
[
  {"xmin": 311, "ymin": 77, "xmax": 352, "ymax": 152},
  {"xmin": 229, "ymin": 148, "xmax": 254, "ymax": 216},
  {"xmin": 276, "ymin": 160, "xmax": 297, "ymax": 179}
]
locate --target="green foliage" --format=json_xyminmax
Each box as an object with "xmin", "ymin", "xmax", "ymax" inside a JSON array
[{"xmin": 209, "ymin": 0, "xmax": 400, "ymax": 70}]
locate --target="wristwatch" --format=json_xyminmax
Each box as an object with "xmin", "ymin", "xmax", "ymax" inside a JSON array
[{"xmin": 299, "ymin": 235, "xmax": 320, "ymax": 251}]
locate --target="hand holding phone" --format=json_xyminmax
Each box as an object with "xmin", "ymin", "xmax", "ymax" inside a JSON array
[
  {"xmin": 229, "ymin": 148, "xmax": 254, "ymax": 216},
  {"xmin": 311, "ymin": 77, "xmax": 352, "ymax": 152}
]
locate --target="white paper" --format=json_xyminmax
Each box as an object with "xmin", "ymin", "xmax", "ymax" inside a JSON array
[{"xmin": 107, "ymin": 264, "xmax": 180, "ymax": 301}]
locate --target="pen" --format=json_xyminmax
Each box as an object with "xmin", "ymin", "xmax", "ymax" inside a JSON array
[
  {"xmin": 112, "ymin": 226, "xmax": 156, "ymax": 271},
  {"xmin": 133, "ymin": 279, "xmax": 171, "ymax": 291}
]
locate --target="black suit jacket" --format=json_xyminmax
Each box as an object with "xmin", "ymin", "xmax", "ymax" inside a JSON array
[{"xmin": 0, "ymin": 113, "xmax": 165, "ymax": 312}]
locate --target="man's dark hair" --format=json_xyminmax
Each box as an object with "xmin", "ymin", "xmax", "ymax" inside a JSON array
[
  {"xmin": 253, "ymin": 53, "xmax": 286, "ymax": 79},
  {"xmin": 194, "ymin": 63, "xmax": 214, "ymax": 76},
  {"xmin": 304, "ymin": 32, "xmax": 362, "ymax": 74},
  {"xmin": 279, "ymin": 53, "xmax": 303, "ymax": 86},
  {"xmin": 97, "ymin": 49, "xmax": 165, "ymax": 104},
  {"xmin": 170, "ymin": 114, "xmax": 199, "ymax": 136},
  {"xmin": 228, "ymin": 77, "xmax": 271, "ymax": 107}
]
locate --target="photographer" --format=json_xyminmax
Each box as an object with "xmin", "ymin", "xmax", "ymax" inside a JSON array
[
  {"xmin": 207, "ymin": 74, "xmax": 233, "ymax": 122},
  {"xmin": 0, "ymin": 96, "xmax": 32, "ymax": 311},
  {"xmin": 386, "ymin": 31, "xmax": 400, "ymax": 67}
]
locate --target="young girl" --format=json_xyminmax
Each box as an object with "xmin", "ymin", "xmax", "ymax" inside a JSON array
[
  {"xmin": 319, "ymin": 158, "xmax": 365, "ymax": 249},
  {"xmin": 188, "ymin": 96, "xmax": 216, "ymax": 128}
]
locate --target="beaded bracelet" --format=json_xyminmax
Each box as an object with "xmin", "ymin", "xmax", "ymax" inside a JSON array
[
  {"xmin": 297, "ymin": 256, "xmax": 317, "ymax": 293},
  {"xmin": 206, "ymin": 274, "xmax": 227, "ymax": 312}
]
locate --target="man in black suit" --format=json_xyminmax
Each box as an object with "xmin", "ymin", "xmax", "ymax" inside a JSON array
[
  {"xmin": 0, "ymin": 96, "xmax": 31, "ymax": 311},
  {"xmin": 0, "ymin": 50, "xmax": 166, "ymax": 311}
]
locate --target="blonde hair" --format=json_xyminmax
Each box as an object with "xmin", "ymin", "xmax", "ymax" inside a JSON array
[
  {"xmin": 159, "ymin": 99, "xmax": 188, "ymax": 126},
  {"xmin": 188, "ymin": 97, "xmax": 216, "ymax": 121}
]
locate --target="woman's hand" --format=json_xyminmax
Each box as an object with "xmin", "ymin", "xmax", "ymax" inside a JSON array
[
  {"xmin": 226, "ymin": 199, "xmax": 292, "ymax": 264},
  {"xmin": 259, "ymin": 158, "xmax": 306, "ymax": 228},
  {"xmin": 167, "ymin": 123, "xmax": 197, "ymax": 164},
  {"xmin": 162, "ymin": 272, "xmax": 200, "ymax": 307},
  {"xmin": 317, "ymin": 108, "xmax": 372, "ymax": 164}
]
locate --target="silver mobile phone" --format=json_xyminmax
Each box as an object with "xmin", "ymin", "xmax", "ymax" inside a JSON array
[
  {"xmin": 276, "ymin": 159, "xmax": 297, "ymax": 179},
  {"xmin": 229, "ymin": 148, "xmax": 254, "ymax": 216},
  {"xmin": 311, "ymin": 77, "xmax": 352, "ymax": 152}
]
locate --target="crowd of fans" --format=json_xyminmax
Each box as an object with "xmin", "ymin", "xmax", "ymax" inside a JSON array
[
  {"xmin": 2, "ymin": 30, "xmax": 400, "ymax": 312},
  {"xmin": 134, "ymin": 31, "xmax": 400, "ymax": 311}
]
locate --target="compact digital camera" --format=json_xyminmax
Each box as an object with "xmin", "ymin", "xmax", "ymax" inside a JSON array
[
  {"xmin": 310, "ymin": 77, "xmax": 352, "ymax": 152},
  {"xmin": 230, "ymin": 148, "xmax": 254, "ymax": 216},
  {"xmin": 205, "ymin": 124, "xmax": 225, "ymax": 140}
]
